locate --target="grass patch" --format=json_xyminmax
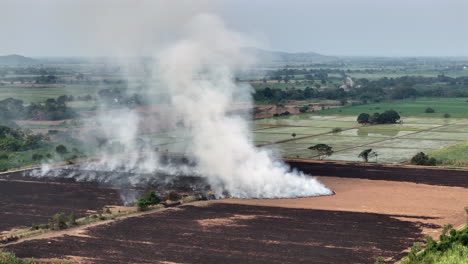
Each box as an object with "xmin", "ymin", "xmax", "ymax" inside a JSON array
[
  {"xmin": 0, "ymin": 250, "xmax": 71, "ymax": 264},
  {"xmin": 313, "ymin": 97, "xmax": 468, "ymax": 118},
  {"xmin": 429, "ymin": 141, "xmax": 468, "ymax": 166}
]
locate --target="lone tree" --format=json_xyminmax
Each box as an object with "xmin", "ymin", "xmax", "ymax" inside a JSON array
[
  {"xmin": 55, "ymin": 144, "xmax": 67, "ymax": 155},
  {"xmin": 358, "ymin": 149, "xmax": 373, "ymax": 162},
  {"xmin": 357, "ymin": 113, "xmax": 370, "ymax": 124},
  {"xmin": 308, "ymin": 144, "xmax": 333, "ymax": 160},
  {"xmin": 425, "ymin": 107, "xmax": 435, "ymax": 113}
]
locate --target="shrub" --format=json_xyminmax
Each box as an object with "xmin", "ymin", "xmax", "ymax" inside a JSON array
[
  {"xmin": 67, "ymin": 213, "xmax": 77, "ymax": 226},
  {"xmin": 299, "ymin": 105, "xmax": 309, "ymax": 113},
  {"xmin": 0, "ymin": 153, "xmax": 8, "ymax": 160},
  {"xmin": 55, "ymin": 145, "xmax": 67, "ymax": 154},
  {"xmin": 332, "ymin": 128, "xmax": 342, "ymax": 133},
  {"xmin": 443, "ymin": 113, "xmax": 451, "ymax": 118},
  {"xmin": 30, "ymin": 223, "xmax": 50, "ymax": 230},
  {"xmin": 425, "ymin": 107, "xmax": 435, "ymax": 113},
  {"xmin": 32, "ymin": 153, "xmax": 43, "ymax": 161},
  {"xmin": 291, "ymin": 133, "xmax": 296, "ymax": 138},
  {"xmin": 136, "ymin": 191, "xmax": 160, "ymax": 211},
  {"xmin": 0, "ymin": 138, "xmax": 21, "ymax": 152},
  {"xmin": 49, "ymin": 212, "xmax": 69, "ymax": 230},
  {"xmin": 49, "ymin": 212, "xmax": 77, "ymax": 230},
  {"xmin": 410, "ymin": 152, "xmax": 437, "ymax": 166}
]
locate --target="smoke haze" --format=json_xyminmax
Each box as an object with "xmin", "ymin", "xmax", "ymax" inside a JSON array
[{"xmin": 34, "ymin": 2, "xmax": 332, "ymax": 199}]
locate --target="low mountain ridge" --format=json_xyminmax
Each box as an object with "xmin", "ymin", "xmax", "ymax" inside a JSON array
[{"xmin": 0, "ymin": 54, "xmax": 39, "ymax": 65}]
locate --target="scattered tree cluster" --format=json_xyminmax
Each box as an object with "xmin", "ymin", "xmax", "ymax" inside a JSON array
[
  {"xmin": 254, "ymin": 74, "xmax": 468, "ymax": 103},
  {"xmin": 98, "ymin": 88, "xmax": 145, "ymax": 108},
  {"xmin": 27, "ymin": 98, "xmax": 77, "ymax": 120},
  {"xmin": 0, "ymin": 126, "xmax": 45, "ymax": 152},
  {"xmin": 357, "ymin": 110, "xmax": 400, "ymax": 124},
  {"xmin": 0, "ymin": 96, "xmax": 77, "ymax": 121}
]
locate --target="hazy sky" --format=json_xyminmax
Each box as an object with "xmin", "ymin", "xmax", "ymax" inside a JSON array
[{"xmin": 1, "ymin": 0, "xmax": 467, "ymax": 57}]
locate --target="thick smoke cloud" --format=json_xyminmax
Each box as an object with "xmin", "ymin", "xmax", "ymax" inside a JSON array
[
  {"xmin": 157, "ymin": 14, "xmax": 331, "ymax": 198},
  {"xmin": 34, "ymin": 2, "xmax": 332, "ymax": 199}
]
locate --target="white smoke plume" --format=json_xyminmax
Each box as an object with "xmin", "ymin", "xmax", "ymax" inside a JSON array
[
  {"xmin": 33, "ymin": 2, "xmax": 332, "ymax": 199},
  {"xmin": 155, "ymin": 14, "xmax": 331, "ymax": 198}
]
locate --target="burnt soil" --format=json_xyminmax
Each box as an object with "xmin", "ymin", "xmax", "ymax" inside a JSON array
[
  {"xmin": 287, "ymin": 160, "xmax": 468, "ymax": 188},
  {"xmin": 5, "ymin": 203, "xmax": 428, "ymax": 264},
  {"xmin": 0, "ymin": 171, "xmax": 122, "ymax": 233},
  {"xmin": 0, "ymin": 168, "xmax": 209, "ymax": 233}
]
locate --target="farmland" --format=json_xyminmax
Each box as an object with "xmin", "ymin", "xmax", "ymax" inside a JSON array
[
  {"xmin": 246, "ymin": 112, "xmax": 468, "ymax": 164},
  {"xmin": 1, "ymin": 51, "xmax": 468, "ymax": 264},
  {"xmin": 314, "ymin": 97, "xmax": 468, "ymax": 118},
  {"xmin": 2, "ymin": 166, "xmax": 468, "ymax": 264}
]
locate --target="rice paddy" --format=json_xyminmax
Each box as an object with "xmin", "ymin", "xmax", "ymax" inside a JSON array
[
  {"xmin": 251, "ymin": 114, "xmax": 468, "ymax": 163},
  {"xmin": 138, "ymin": 111, "xmax": 468, "ymax": 164}
]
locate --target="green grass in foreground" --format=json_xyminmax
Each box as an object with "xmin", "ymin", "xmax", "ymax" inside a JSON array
[
  {"xmin": 0, "ymin": 250, "xmax": 70, "ymax": 264},
  {"xmin": 400, "ymin": 243, "xmax": 468, "ymax": 264},
  {"xmin": 429, "ymin": 141, "xmax": 468, "ymax": 166},
  {"xmin": 398, "ymin": 223, "xmax": 468, "ymax": 264},
  {"xmin": 314, "ymin": 98, "xmax": 468, "ymax": 118}
]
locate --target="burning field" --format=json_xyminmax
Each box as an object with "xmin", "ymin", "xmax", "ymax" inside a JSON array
[
  {"xmin": 1, "ymin": 162, "xmax": 467, "ymax": 263},
  {"xmin": 1, "ymin": 3, "xmax": 467, "ymax": 264}
]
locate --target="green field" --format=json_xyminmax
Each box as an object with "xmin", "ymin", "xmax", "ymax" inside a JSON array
[
  {"xmin": 429, "ymin": 141, "xmax": 468, "ymax": 166},
  {"xmin": 250, "ymin": 112, "xmax": 468, "ymax": 164},
  {"xmin": 313, "ymin": 98, "xmax": 468, "ymax": 118}
]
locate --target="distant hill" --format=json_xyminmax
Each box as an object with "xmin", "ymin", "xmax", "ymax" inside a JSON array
[
  {"xmin": 0, "ymin": 54, "xmax": 39, "ymax": 65},
  {"xmin": 242, "ymin": 48, "xmax": 338, "ymax": 64}
]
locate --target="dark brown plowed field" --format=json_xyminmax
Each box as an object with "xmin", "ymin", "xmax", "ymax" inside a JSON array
[
  {"xmin": 6, "ymin": 203, "xmax": 428, "ymax": 264},
  {"xmin": 286, "ymin": 159, "xmax": 468, "ymax": 188},
  {"xmin": 0, "ymin": 171, "xmax": 122, "ymax": 233}
]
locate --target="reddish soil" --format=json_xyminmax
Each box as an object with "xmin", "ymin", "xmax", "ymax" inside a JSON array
[
  {"xmin": 220, "ymin": 176, "xmax": 468, "ymax": 238},
  {"xmin": 0, "ymin": 171, "xmax": 122, "ymax": 233},
  {"xmin": 5, "ymin": 203, "xmax": 427, "ymax": 264}
]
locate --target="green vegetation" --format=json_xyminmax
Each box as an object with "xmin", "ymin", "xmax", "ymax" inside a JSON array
[
  {"xmin": 136, "ymin": 191, "xmax": 161, "ymax": 211},
  {"xmin": 308, "ymin": 144, "xmax": 333, "ymax": 160},
  {"xmin": 0, "ymin": 97, "xmax": 77, "ymax": 121},
  {"xmin": 314, "ymin": 98, "xmax": 468, "ymax": 118},
  {"xmin": 410, "ymin": 152, "xmax": 437, "ymax": 166},
  {"xmin": 0, "ymin": 250, "xmax": 70, "ymax": 264},
  {"xmin": 400, "ymin": 224, "xmax": 468, "ymax": 264},
  {"xmin": 331, "ymin": 127, "xmax": 342, "ymax": 133},
  {"xmin": 425, "ymin": 107, "xmax": 435, "ymax": 113},
  {"xmin": 356, "ymin": 110, "xmax": 400, "ymax": 124},
  {"xmin": 358, "ymin": 149, "xmax": 375, "ymax": 163},
  {"xmin": 55, "ymin": 144, "xmax": 68, "ymax": 155},
  {"xmin": 429, "ymin": 141, "xmax": 468, "ymax": 166},
  {"xmin": 49, "ymin": 212, "xmax": 77, "ymax": 230}
]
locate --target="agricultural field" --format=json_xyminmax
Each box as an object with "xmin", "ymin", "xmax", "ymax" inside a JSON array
[
  {"xmin": 0, "ymin": 84, "xmax": 102, "ymax": 104},
  {"xmin": 314, "ymin": 97, "xmax": 468, "ymax": 118},
  {"xmin": 250, "ymin": 113, "xmax": 468, "ymax": 164}
]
